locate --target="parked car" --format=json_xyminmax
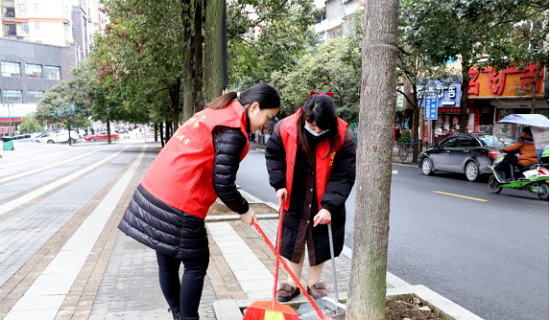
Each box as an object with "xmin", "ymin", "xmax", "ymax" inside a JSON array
[
  {"xmin": 418, "ymin": 133, "xmax": 515, "ymax": 182},
  {"xmin": 13, "ymin": 134, "xmax": 33, "ymax": 142},
  {"xmin": 35, "ymin": 131, "xmax": 79, "ymax": 144},
  {"xmin": 85, "ymin": 131, "xmax": 119, "ymax": 142}
]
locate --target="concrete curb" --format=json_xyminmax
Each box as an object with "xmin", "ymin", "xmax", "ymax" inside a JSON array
[{"xmin": 213, "ymin": 284, "xmax": 484, "ymax": 320}]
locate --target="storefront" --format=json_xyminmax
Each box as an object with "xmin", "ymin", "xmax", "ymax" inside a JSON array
[
  {"xmin": 469, "ymin": 63, "xmax": 548, "ymax": 125},
  {"xmin": 0, "ymin": 104, "xmax": 36, "ymax": 137}
]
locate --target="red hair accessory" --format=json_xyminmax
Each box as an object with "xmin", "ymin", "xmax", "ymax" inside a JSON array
[{"xmin": 307, "ymin": 91, "xmax": 334, "ymax": 99}]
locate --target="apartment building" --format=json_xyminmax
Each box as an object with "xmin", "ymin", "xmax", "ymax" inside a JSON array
[
  {"xmin": 0, "ymin": 0, "xmax": 106, "ymax": 135},
  {"xmin": 315, "ymin": 0, "xmax": 363, "ymax": 44}
]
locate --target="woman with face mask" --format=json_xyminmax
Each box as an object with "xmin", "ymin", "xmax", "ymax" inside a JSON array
[
  {"xmin": 118, "ymin": 84, "xmax": 281, "ymax": 320},
  {"xmin": 265, "ymin": 92, "xmax": 356, "ymax": 302}
]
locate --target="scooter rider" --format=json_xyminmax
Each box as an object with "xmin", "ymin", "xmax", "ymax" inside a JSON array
[{"xmin": 500, "ymin": 127, "xmax": 539, "ymax": 181}]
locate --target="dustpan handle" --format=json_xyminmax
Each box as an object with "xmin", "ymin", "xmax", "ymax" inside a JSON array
[
  {"xmin": 272, "ymin": 205, "xmax": 284, "ymax": 307},
  {"xmin": 253, "ymin": 221, "xmax": 329, "ymax": 319},
  {"xmin": 327, "ymin": 222, "xmax": 338, "ymax": 303}
]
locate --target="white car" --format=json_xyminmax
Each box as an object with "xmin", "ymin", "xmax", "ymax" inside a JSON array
[{"xmin": 35, "ymin": 131, "xmax": 79, "ymax": 144}]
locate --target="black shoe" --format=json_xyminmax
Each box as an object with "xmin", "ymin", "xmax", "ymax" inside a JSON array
[
  {"xmin": 168, "ymin": 308, "xmax": 180, "ymax": 320},
  {"xmin": 177, "ymin": 314, "xmax": 200, "ymax": 320}
]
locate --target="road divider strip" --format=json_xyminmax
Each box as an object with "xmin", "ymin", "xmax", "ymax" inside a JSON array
[
  {"xmin": 0, "ymin": 146, "xmax": 131, "ymax": 217},
  {"xmin": 3, "ymin": 146, "xmax": 147, "ymax": 320},
  {"xmin": 433, "ymin": 191, "xmax": 488, "ymax": 202},
  {"xmin": 0, "ymin": 147, "xmax": 109, "ymax": 184}
]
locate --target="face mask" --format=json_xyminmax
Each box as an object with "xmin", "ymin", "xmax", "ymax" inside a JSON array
[{"xmin": 305, "ymin": 123, "xmax": 330, "ymax": 137}]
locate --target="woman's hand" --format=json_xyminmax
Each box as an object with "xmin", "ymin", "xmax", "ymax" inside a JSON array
[
  {"xmin": 240, "ymin": 208, "xmax": 258, "ymax": 226},
  {"xmin": 276, "ymin": 188, "xmax": 288, "ymax": 207},
  {"xmin": 313, "ymin": 208, "xmax": 331, "ymax": 227}
]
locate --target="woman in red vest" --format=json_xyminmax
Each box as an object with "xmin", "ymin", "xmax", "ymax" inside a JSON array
[
  {"xmin": 266, "ymin": 92, "xmax": 356, "ymax": 302},
  {"xmin": 118, "ymin": 84, "xmax": 280, "ymax": 320}
]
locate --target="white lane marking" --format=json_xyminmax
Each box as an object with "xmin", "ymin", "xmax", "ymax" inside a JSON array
[
  {"xmin": 0, "ymin": 146, "xmax": 131, "ymax": 217},
  {"xmin": 392, "ymin": 170, "xmax": 398, "ymax": 175},
  {"xmin": 0, "ymin": 147, "xmax": 109, "ymax": 184},
  {"xmin": 207, "ymin": 222, "xmax": 273, "ymax": 299},
  {"xmin": 3, "ymin": 146, "xmax": 146, "ymax": 320},
  {"xmin": 0, "ymin": 149, "xmax": 75, "ymax": 169}
]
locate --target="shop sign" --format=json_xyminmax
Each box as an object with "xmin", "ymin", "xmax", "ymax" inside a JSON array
[
  {"xmin": 0, "ymin": 118, "xmax": 22, "ymax": 122},
  {"xmin": 417, "ymin": 79, "xmax": 461, "ymax": 109},
  {"xmin": 468, "ymin": 64, "xmax": 546, "ymax": 99},
  {"xmin": 423, "ymin": 92, "xmax": 438, "ymax": 120}
]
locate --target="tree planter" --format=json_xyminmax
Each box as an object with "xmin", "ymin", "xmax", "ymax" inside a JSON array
[{"xmin": 213, "ymin": 285, "xmax": 484, "ymax": 320}]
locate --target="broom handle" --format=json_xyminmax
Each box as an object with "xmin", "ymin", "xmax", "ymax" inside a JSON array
[
  {"xmin": 272, "ymin": 205, "xmax": 284, "ymax": 308},
  {"xmin": 253, "ymin": 221, "xmax": 326, "ymax": 318}
]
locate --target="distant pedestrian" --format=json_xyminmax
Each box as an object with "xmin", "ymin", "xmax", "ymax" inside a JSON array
[
  {"xmin": 91, "ymin": 128, "xmax": 95, "ymax": 135},
  {"xmin": 118, "ymin": 84, "xmax": 281, "ymax": 320},
  {"xmin": 265, "ymin": 92, "xmax": 356, "ymax": 302}
]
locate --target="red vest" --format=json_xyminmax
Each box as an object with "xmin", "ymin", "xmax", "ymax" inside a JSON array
[
  {"xmin": 141, "ymin": 101, "xmax": 250, "ymax": 219},
  {"xmin": 279, "ymin": 108, "xmax": 348, "ymax": 211}
]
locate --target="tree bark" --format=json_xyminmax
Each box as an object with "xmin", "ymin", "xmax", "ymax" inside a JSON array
[
  {"xmin": 170, "ymin": 80, "xmax": 181, "ymax": 132},
  {"xmin": 347, "ymin": 0, "xmax": 398, "ymax": 319},
  {"xmin": 160, "ymin": 123, "xmax": 165, "ymax": 147},
  {"xmin": 107, "ymin": 121, "xmax": 111, "ymax": 144},
  {"xmin": 182, "ymin": 0, "xmax": 194, "ymax": 121},
  {"xmin": 530, "ymin": 61, "xmax": 543, "ymax": 114},
  {"xmin": 204, "ymin": 0, "xmax": 224, "ymax": 103},
  {"xmin": 459, "ymin": 57, "xmax": 470, "ymax": 134},
  {"xmin": 193, "ymin": 0, "xmax": 205, "ymax": 111},
  {"xmin": 154, "ymin": 123, "xmax": 158, "ymax": 142}
]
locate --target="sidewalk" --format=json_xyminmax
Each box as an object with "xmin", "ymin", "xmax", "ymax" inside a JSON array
[{"xmin": 0, "ymin": 142, "xmax": 481, "ymax": 320}]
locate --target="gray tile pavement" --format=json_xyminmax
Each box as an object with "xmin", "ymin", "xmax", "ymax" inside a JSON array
[{"xmin": 0, "ymin": 149, "xmax": 137, "ymax": 288}]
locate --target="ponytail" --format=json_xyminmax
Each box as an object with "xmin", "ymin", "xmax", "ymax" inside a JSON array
[
  {"xmin": 206, "ymin": 84, "xmax": 281, "ymax": 111},
  {"xmin": 206, "ymin": 92, "xmax": 238, "ymax": 110}
]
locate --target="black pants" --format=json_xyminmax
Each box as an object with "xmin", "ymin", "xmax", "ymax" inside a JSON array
[{"xmin": 156, "ymin": 251, "xmax": 209, "ymax": 317}]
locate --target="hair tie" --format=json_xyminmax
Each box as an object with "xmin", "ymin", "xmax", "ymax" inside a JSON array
[{"xmin": 237, "ymin": 92, "xmax": 240, "ymax": 99}]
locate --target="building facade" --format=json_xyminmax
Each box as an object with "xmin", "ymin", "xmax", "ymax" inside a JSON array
[
  {"xmin": 314, "ymin": 0, "xmax": 363, "ymax": 44},
  {"xmin": 0, "ymin": 0, "xmax": 106, "ymax": 135}
]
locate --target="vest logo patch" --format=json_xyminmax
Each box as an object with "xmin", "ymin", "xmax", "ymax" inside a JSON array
[{"xmin": 329, "ymin": 152, "xmax": 336, "ymax": 166}]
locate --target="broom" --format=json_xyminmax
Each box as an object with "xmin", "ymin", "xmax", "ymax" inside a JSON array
[
  {"xmin": 243, "ymin": 206, "xmax": 299, "ymax": 320},
  {"xmin": 243, "ymin": 208, "xmax": 332, "ymax": 320}
]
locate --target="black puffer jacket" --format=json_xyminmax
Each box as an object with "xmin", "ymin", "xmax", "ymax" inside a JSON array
[{"xmin": 118, "ymin": 127, "xmax": 248, "ymax": 260}]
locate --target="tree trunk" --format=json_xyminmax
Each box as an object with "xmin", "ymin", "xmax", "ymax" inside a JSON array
[
  {"xmin": 193, "ymin": 0, "xmax": 205, "ymax": 111},
  {"xmin": 182, "ymin": 0, "xmax": 194, "ymax": 121},
  {"xmin": 160, "ymin": 123, "xmax": 165, "ymax": 147},
  {"xmin": 154, "ymin": 123, "xmax": 158, "ymax": 142},
  {"xmin": 459, "ymin": 57, "xmax": 470, "ymax": 134},
  {"xmin": 170, "ymin": 80, "xmax": 181, "ymax": 132},
  {"xmin": 107, "ymin": 121, "xmax": 111, "ymax": 144},
  {"xmin": 204, "ymin": 0, "xmax": 224, "ymax": 103},
  {"xmin": 165, "ymin": 120, "xmax": 171, "ymax": 142},
  {"xmin": 347, "ymin": 0, "xmax": 399, "ymax": 319},
  {"xmin": 530, "ymin": 61, "xmax": 544, "ymax": 114}
]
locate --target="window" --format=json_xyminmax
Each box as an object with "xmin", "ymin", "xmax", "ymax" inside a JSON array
[
  {"xmin": 33, "ymin": 3, "xmax": 39, "ymax": 12},
  {"xmin": 455, "ymin": 137, "xmax": 472, "ymax": 148},
  {"xmin": 88, "ymin": 8, "xmax": 91, "ymax": 16},
  {"xmin": 22, "ymin": 22, "xmax": 29, "ymax": 34},
  {"xmin": 20, "ymin": 4, "xmax": 28, "ymax": 17},
  {"xmin": 3, "ymin": 90, "xmax": 22, "ymax": 104},
  {"xmin": 4, "ymin": 24, "xmax": 16, "ymax": 36},
  {"xmin": 44, "ymin": 66, "xmax": 61, "ymax": 80},
  {"xmin": 63, "ymin": 6, "xmax": 69, "ymax": 18},
  {"xmin": 89, "ymin": 34, "xmax": 92, "ymax": 43},
  {"xmin": 439, "ymin": 138, "xmax": 456, "ymax": 148},
  {"xmin": 326, "ymin": 0, "xmax": 343, "ymax": 20},
  {"xmin": 64, "ymin": 23, "xmax": 69, "ymax": 35},
  {"xmin": 1, "ymin": 61, "xmax": 21, "ymax": 77},
  {"xmin": 4, "ymin": 7, "xmax": 14, "ymax": 17},
  {"xmin": 34, "ymin": 22, "xmax": 40, "ymax": 30},
  {"xmin": 26, "ymin": 64, "xmax": 42, "ymax": 78},
  {"xmin": 27, "ymin": 91, "xmax": 44, "ymax": 103}
]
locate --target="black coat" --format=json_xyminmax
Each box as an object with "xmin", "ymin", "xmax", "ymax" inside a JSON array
[
  {"xmin": 118, "ymin": 127, "xmax": 249, "ymax": 260},
  {"xmin": 266, "ymin": 122, "xmax": 356, "ymax": 265}
]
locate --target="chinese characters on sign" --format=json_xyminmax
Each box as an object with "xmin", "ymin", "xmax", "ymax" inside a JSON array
[
  {"xmin": 423, "ymin": 92, "xmax": 438, "ymax": 120},
  {"xmin": 469, "ymin": 64, "xmax": 545, "ymax": 98}
]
